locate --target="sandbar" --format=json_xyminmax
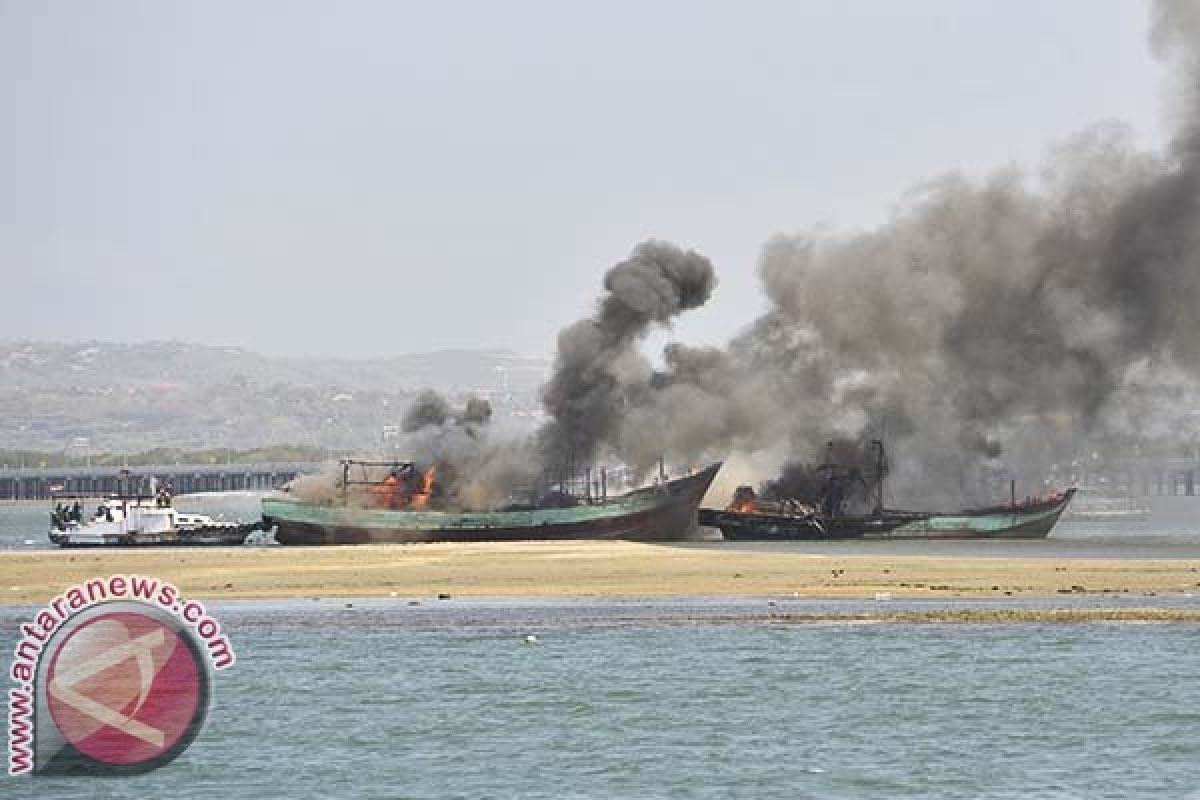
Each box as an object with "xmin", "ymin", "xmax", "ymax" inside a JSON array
[{"xmin": 1, "ymin": 540, "xmax": 1199, "ymax": 605}]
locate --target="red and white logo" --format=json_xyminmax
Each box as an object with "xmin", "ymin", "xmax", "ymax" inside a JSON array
[
  {"xmin": 7, "ymin": 576, "xmax": 234, "ymax": 776},
  {"xmin": 46, "ymin": 611, "xmax": 205, "ymax": 768}
]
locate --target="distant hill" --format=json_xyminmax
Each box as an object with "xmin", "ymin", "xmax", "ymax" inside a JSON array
[
  {"xmin": 0, "ymin": 340, "xmax": 549, "ymax": 452},
  {"xmin": 0, "ymin": 340, "xmax": 548, "ymax": 392}
]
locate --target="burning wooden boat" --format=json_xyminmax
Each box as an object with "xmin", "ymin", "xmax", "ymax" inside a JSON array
[
  {"xmin": 262, "ymin": 460, "xmax": 722, "ymax": 545},
  {"xmin": 699, "ymin": 440, "xmax": 1075, "ymax": 540},
  {"xmin": 699, "ymin": 487, "xmax": 1076, "ymax": 540}
]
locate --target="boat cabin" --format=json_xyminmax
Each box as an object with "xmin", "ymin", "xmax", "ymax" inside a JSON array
[{"xmin": 50, "ymin": 493, "xmax": 184, "ymax": 539}]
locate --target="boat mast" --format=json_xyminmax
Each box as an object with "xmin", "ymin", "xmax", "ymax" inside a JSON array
[{"xmin": 872, "ymin": 439, "xmax": 886, "ymax": 516}]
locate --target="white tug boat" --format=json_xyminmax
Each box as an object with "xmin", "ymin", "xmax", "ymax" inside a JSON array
[{"xmin": 48, "ymin": 486, "xmax": 261, "ymax": 548}]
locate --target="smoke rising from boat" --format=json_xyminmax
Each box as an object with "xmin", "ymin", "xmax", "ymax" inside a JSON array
[
  {"xmin": 296, "ymin": 2, "xmax": 1200, "ymax": 512},
  {"xmin": 289, "ymin": 241, "xmax": 721, "ymax": 510},
  {"xmin": 402, "ymin": 390, "xmax": 494, "ymax": 433},
  {"xmin": 759, "ymin": 439, "xmax": 883, "ymax": 514},
  {"xmin": 538, "ymin": 239, "xmax": 717, "ymax": 476},
  {"xmin": 384, "ymin": 391, "xmax": 538, "ymax": 510}
]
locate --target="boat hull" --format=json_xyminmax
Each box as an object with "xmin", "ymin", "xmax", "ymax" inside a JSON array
[
  {"xmin": 48, "ymin": 524, "xmax": 260, "ymax": 548},
  {"xmin": 263, "ymin": 463, "xmax": 721, "ymax": 545},
  {"xmin": 701, "ymin": 489, "xmax": 1075, "ymax": 541}
]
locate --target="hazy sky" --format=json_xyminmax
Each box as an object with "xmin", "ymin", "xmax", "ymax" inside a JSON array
[{"xmin": 0, "ymin": 1, "xmax": 1169, "ymax": 359}]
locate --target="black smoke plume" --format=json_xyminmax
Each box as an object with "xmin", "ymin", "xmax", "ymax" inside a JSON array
[
  {"xmin": 402, "ymin": 389, "xmax": 451, "ymax": 432},
  {"xmin": 538, "ymin": 239, "xmax": 716, "ymax": 477},
  {"xmin": 761, "ymin": 439, "xmax": 886, "ymax": 515}
]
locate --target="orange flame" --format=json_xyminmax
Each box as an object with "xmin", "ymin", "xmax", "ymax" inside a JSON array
[
  {"xmin": 726, "ymin": 486, "xmax": 758, "ymax": 513},
  {"xmin": 410, "ymin": 466, "xmax": 436, "ymax": 510},
  {"xmin": 372, "ymin": 473, "xmax": 402, "ymax": 510}
]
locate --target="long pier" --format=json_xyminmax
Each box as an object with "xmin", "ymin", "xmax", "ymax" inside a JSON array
[
  {"xmin": 0, "ymin": 462, "xmax": 322, "ymax": 500},
  {"xmin": 1071, "ymin": 458, "xmax": 1200, "ymax": 498}
]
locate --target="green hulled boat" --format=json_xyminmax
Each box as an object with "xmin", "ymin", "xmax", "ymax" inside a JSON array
[
  {"xmin": 262, "ymin": 462, "xmax": 721, "ymax": 545},
  {"xmin": 699, "ymin": 488, "xmax": 1076, "ymax": 541}
]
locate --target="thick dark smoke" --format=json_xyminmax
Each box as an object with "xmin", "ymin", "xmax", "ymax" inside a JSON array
[
  {"xmin": 395, "ymin": 391, "xmax": 515, "ymax": 506},
  {"xmin": 460, "ymin": 395, "xmax": 493, "ymax": 427},
  {"xmin": 538, "ymin": 239, "xmax": 716, "ymax": 477},
  {"xmin": 761, "ymin": 438, "xmax": 887, "ymax": 515},
  {"xmin": 402, "ymin": 389, "xmax": 451, "ymax": 432},
  {"xmin": 401, "ymin": 390, "xmax": 494, "ymax": 434}
]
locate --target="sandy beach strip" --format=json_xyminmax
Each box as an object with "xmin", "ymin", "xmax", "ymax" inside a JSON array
[{"xmin": 1, "ymin": 540, "xmax": 1199, "ymax": 605}]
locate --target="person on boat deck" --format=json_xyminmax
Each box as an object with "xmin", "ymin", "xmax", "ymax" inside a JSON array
[{"xmin": 71, "ymin": 501, "xmax": 82, "ymax": 522}]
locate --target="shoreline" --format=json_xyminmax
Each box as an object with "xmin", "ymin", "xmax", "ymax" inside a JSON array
[{"xmin": 2, "ymin": 540, "xmax": 1199, "ymax": 606}]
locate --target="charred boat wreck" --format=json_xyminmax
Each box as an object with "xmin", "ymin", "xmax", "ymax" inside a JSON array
[
  {"xmin": 700, "ymin": 488, "xmax": 1076, "ymax": 540},
  {"xmin": 699, "ymin": 441, "xmax": 1075, "ymax": 540},
  {"xmin": 262, "ymin": 460, "xmax": 722, "ymax": 545}
]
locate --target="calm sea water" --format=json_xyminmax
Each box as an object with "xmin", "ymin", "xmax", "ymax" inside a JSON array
[{"xmin": 2, "ymin": 598, "xmax": 1198, "ymax": 799}]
